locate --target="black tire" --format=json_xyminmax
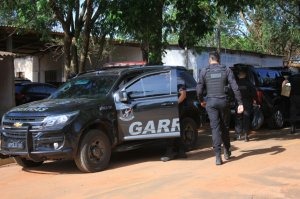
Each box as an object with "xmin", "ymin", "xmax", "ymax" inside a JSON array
[
  {"xmin": 181, "ymin": 118, "xmax": 198, "ymax": 151},
  {"xmin": 0, "ymin": 153, "xmax": 9, "ymax": 159},
  {"xmin": 14, "ymin": 157, "xmax": 44, "ymax": 168},
  {"xmin": 267, "ymin": 106, "xmax": 284, "ymax": 129},
  {"xmin": 75, "ymin": 129, "xmax": 111, "ymax": 173}
]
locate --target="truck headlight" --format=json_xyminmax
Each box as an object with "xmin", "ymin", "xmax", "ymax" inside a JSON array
[{"xmin": 42, "ymin": 111, "xmax": 79, "ymax": 129}]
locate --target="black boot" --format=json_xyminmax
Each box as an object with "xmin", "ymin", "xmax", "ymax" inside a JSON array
[
  {"xmin": 216, "ymin": 155, "xmax": 222, "ymax": 165},
  {"xmin": 234, "ymin": 134, "xmax": 242, "ymax": 141},
  {"xmin": 291, "ymin": 124, "xmax": 296, "ymax": 134},
  {"xmin": 215, "ymin": 148, "xmax": 222, "ymax": 165},
  {"xmin": 244, "ymin": 133, "xmax": 249, "ymax": 142},
  {"xmin": 224, "ymin": 148, "xmax": 231, "ymax": 160},
  {"xmin": 161, "ymin": 147, "xmax": 176, "ymax": 162},
  {"xmin": 177, "ymin": 147, "xmax": 187, "ymax": 159}
]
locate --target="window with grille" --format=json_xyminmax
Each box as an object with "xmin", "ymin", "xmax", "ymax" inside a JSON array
[{"xmin": 45, "ymin": 70, "xmax": 57, "ymax": 82}]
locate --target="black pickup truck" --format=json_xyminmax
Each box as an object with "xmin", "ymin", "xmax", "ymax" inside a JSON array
[{"xmin": 0, "ymin": 65, "xmax": 202, "ymax": 172}]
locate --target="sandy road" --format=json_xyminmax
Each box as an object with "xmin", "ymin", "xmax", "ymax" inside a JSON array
[{"xmin": 0, "ymin": 126, "xmax": 300, "ymax": 199}]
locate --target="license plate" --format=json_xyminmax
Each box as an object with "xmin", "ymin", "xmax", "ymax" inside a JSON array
[{"xmin": 7, "ymin": 141, "xmax": 24, "ymax": 149}]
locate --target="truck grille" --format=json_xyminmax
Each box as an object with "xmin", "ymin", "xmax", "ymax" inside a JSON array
[
  {"xmin": 3, "ymin": 131, "xmax": 40, "ymax": 139},
  {"xmin": 2, "ymin": 115, "xmax": 45, "ymax": 130}
]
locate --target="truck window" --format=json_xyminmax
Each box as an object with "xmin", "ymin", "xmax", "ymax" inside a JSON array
[
  {"xmin": 126, "ymin": 72, "xmax": 171, "ymax": 99},
  {"xmin": 177, "ymin": 70, "xmax": 196, "ymax": 88}
]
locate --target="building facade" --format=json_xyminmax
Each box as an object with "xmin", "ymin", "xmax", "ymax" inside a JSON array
[{"xmin": 15, "ymin": 44, "xmax": 284, "ymax": 83}]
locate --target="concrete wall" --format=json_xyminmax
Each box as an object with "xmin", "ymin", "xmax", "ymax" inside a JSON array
[
  {"xmin": 162, "ymin": 46, "xmax": 284, "ymax": 80},
  {"xmin": 0, "ymin": 56, "xmax": 15, "ymax": 117},
  {"xmin": 109, "ymin": 45, "xmax": 143, "ymax": 62},
  {"xmin": 38, "ymin": 52, "xmax": 64, "ymax": 82},
  {"xmin": 110, "ymin": 45, "xmax": 143, "ymax": 62},
  {"xmin": 14, "ymin": 56, "xmax": 33, "ymax": 81},
  {"xmin": 84, "ymin": 45, "xmax": 143, "ymax": 71}
]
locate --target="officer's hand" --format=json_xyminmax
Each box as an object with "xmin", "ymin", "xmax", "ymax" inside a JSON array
[
  {"xmin": 200, "ymin": 101, "xmax": 206, "ymax": 107},
  {"xmin": 237, "ymin": 105, "xmax": 244, "ymax": 114}
]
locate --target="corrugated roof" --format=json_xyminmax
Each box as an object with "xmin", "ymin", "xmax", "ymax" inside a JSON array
[{"xmin": 0, "ymin": 51, "xmax": 15, "ymax": 57}]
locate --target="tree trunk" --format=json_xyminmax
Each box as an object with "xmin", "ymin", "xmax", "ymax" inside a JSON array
[
  {"xmin": 79, "ymin": 30, "xmax": 91, "ymax": 73},
  {"xmin": 148, "ymin": 1, "xmax": 163, "ymax": 65},
  {"xmin": 63, "ymin": 33, "xmax": 72, "ymax": 79},
  {"xmin": 79, "ymin": 0, "xmax": 93, "ymax": 73},
  {"xmin": 97, "ymin": 35, "xmax": 108, "ymax": 63},
  {"xmin": 141, "ymin": 42, "xmax": 149, "ymax": 63},
  {"xmin": 71, "ymin": 37, "xmax": 79, "ymax": 74}
]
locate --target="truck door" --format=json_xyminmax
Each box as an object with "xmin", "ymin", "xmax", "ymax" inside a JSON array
[{"xmin": 114, "ymin": 70, "xmax": 180, "ymax": 141}]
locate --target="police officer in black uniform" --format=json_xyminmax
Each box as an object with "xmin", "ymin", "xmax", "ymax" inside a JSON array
[
  {"xmin": 160, "ymin": 80, "xmax": 187, "ymax": 161},
  {"xmin": 287, "ymin": 68, "xmax": 300, "ymax": 133},
  {"xmin": 235, "ymin": 67, "xmax": 256, "ymax": 141},
  {"xmin": 197, "ymin": 51, "xmax": 244, "ymax": 165}
]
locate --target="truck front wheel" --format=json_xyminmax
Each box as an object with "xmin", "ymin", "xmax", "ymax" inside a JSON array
[
  {"xmin": 14, "ymin": 157, "xmax": 44, "ymax": 168},
  {"xmin": 75, "ymin": 129, "xmax": 111, "ymax": 173}
]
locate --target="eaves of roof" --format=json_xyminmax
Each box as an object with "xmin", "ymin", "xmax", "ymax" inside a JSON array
[{"xmin": 0, "ymin": 51, "xmax": 16, "ymax": 57}]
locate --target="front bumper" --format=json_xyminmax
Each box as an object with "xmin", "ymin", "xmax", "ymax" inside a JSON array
[{"xmin": 0, "ymin": 126, "xmax": 73, "ymax": 161}]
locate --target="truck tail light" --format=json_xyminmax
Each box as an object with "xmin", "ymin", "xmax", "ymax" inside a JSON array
[{"xmin": 256, "ymin": 90, "xmax": 263, "ymax": 105}]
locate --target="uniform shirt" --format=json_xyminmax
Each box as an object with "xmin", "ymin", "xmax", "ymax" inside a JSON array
[
  {"xmin": 197, "ymin": 64, "xmax": 243, "ymax": 105},
  {"xmin": 289, "ymin": 73, "xmax": 300, "ymax": 96}
]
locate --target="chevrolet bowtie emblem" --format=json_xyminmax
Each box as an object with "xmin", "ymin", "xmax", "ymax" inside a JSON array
[{"xmin": 13, "ymin": 122, "xmax": 23, "ymax": 128}]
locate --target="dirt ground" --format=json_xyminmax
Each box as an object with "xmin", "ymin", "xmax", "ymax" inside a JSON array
[{"xmin": 0, "ymin": 126, "xmax": 300, "ymax": 199}]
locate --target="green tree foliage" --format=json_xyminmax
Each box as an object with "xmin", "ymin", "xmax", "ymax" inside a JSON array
[
  {"xmin": 0, "ymin": 0, "xmax": 54, "ymax": 37},
  {"xmin": 238, "ymin": 0, "xmax": 299, "ymax": 58},
  {"xmin": 201, "ymin": 0, "xmax": 299, "ymax": 61},
  {"xmin": 1, "ymin": 0, "xmax": 118, "ymax": 75},
  {"xmin": 2, "ymin": 0, "xmax": 296, "ymax": 74},
  {"xmin": 116, "ymin": 0, "xmax": 216, "ymax": 64},
  {"xmin": 171, "ymin": 0, "xmax": 215, "ymax": 49},
  {"xmin": 116, "ymin": 0, "xmax": 165, "ymax": 64}
]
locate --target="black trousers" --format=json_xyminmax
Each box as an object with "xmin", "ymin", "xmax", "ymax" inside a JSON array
[
  {"xmin": 235, "ymin": 101, "xmax": 253, "ymax": 135},
  {"xmin": 205, "ymin": 97, "xmax": 231, "ymax": 155},
  {"xmin": 290, "ymin": 95, "xmax": 300, "ymax": 125}
]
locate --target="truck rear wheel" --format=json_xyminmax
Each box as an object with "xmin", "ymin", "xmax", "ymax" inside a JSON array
[
  {"xmin": 14, "ymin": 157, "xmax": 44, "ymax": 168},
  {"xmin": 181, "ymin": 118, "xmax": 198, "ymax": 151},
  {"xmin": 75, "ymin": 129, "xmax": 111, "ymax": 173}
]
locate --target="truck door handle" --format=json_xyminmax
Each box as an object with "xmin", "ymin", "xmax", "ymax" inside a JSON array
[{"xmin": 161, "ymin": 102, "xmax": 175, "ymax": 106}]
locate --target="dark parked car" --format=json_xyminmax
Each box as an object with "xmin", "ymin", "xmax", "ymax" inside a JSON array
[
  {"xmin": 14, "ymin": 77, "xmax": 31, "ymax": 83},
  {"xmin": 15, "ymin": 82, "xmax": 57, "ymax": 105},
  {"xmin": 230, "ymin": 64, "xmax": 291, "ymax": 129}
]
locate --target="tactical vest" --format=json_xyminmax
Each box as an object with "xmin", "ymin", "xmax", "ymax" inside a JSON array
[{"xmin": 204, "ymin": 65, "xmax": 228, "ymax": 97}]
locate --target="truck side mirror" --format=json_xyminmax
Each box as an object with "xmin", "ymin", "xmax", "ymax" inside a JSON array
[{"xmin": 118, "ymin": 90, "xmax": 129, "ymax": 103}]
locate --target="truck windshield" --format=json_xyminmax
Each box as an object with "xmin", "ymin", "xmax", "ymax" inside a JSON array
[{"xmin": 49, "ymin": 75, "xmax": 117, "ymax": 99}]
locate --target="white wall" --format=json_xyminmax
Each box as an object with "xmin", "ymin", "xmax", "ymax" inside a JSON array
[
  {"xmin": 161, "ymin": 48, "xmax": 199, "ymax": 78},
  {"xmin": 14, "ymin": 56, "xmax": 33, "ymax": 81},
  {"xmin": 163, "ymin": 46, "xmax": 284, "ymax": 80},
  {"xmin": 39, "ymin": 52, "xmax": 64, "ymax": 82}
]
